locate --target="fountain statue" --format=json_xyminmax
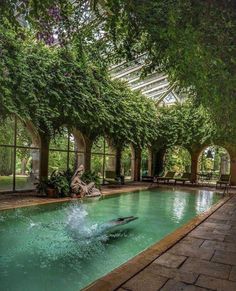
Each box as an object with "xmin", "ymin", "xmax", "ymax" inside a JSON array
[{"xmin": 71, "ymin": 165, "xmax": 101, "ymax": 197}]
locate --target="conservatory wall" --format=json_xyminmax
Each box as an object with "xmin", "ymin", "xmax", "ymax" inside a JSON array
[
  {"xmin": 91, "ymin": 137, "xmax": 116, "ymax": 184},
  {"xmin": 0, "ymin": 116, "xmax": 40, "ymax": 192}
]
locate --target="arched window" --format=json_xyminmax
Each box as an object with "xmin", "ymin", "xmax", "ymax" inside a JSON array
[
  {"xmin": 198, "ymin": 146, "xmax": 230, "ymax": 184},
  {"xmin": 0, "ymin": 116, "xmax": 40, "ymax": 192},
  {"xmin": 164, "ymin": 147, "xmax": 191, "ymax": 175},
  {"xmin": 91, "ymin": 137, "xmax": 116, "ymax": 184}
]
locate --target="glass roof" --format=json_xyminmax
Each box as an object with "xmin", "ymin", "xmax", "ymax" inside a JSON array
[{"xmin": 110, "ymin": 59, "xmax": 181, "ymax": 106}]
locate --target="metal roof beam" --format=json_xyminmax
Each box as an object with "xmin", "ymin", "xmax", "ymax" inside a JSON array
[
  {"xmin": 141, "ymin": 82, "xmax": 169, "ymax": 94},
  {"xmin": 111, "ymin": 64, "xmax": 144, "ymax": 79},
  {"xmin": 132, "ymin": 75, "xmax": 167, "ymax": 90}
]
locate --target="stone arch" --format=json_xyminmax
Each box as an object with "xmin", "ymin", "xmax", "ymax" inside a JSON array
[
  {"xmin": 105, "ymin": 138, "xmax": 117, "ymax": 175},
  {"xmin": 198, "ymin": 145, "xmax": 230, "ymax": 176},
  {"xmin": 120, "ymin": 145, "xmax": 133, "ymax": 181},
  {"xmin": 225, "ymin": 144, "xmax": 236, "ymax": 186},
  {"xmin": 73, "ymin": 129, "xmax": 86, "ymax": 169},
  {"xmin": 131, "ymin": 144, "xmax": 141, "ymax": 181},
  {"xmin": 24, "ymin": 120, "xmax": 41, "ymax": 148},
  {"xmin": 23, "ymin": 120, "xmax": 41, "ymax": 178},
  {"xmin": 190, "ymin": 143, "xmax": 232, "ymax": 184},
  {"xmin": 140, "ymin": 146, "xmax": 154, "ymax": 177},
  {"xmin": 141, "ymin": 147, "xmax": 148, "ymax": 176}
]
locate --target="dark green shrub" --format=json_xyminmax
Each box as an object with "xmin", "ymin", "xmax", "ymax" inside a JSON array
[{"xmin": 81, "ymin": 171, "xmax": 101, "ymax": 189}]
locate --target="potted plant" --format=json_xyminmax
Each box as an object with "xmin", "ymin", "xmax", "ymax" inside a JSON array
[
  {"xmin": 35, "ymin": 170, "xmax": 72, "ymax": 198},
  {"xmin": 49, "ymin": 170, "xmax": 70, "ymax": 197}
]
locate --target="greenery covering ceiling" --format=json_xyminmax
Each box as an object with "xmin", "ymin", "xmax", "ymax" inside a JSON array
[
  {"xmin": 0, "ymin": 1, "xmax": 233, "ymax": 151},
  {"xmin": 1, "ymin": 0, "xmax": 234, "ymax": 131},
  {"xmin": 102, "ymin": 0, "xmax": 236, "ymax": 131},
  {"xmin": 155, "ymin": 103, "xmax": 217, "ymax": 151},
  {"xmin": 0, "ymin": 19, "xmax": 158, "ymax": 148}
]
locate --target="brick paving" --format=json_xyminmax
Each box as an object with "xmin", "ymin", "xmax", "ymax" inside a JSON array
[{"xmin": 121, "ymin": 195, "xmax": 236, "ymax": 291}]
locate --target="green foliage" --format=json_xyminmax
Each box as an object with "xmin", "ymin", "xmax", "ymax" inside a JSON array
[
  {"xmin": 155, "ymin": 103, "xmax": 216, "ymax": 150},
  {"xmin": 81, "ymin": 171, "xmax": 101, "ymax": 188},
  {"xmin": 50, "ymin": 170, "xmax": 71, "ymax": 197},
  {"xmin": 0, "ymin": 18, "xmax": 159, "ymax": 149},
  {"xmin": 101, "ymin": 0, "xmax": 236, "ymax": 131},
  {"xmin": 36, "ymin": 170, "xmax": 71, "ymax": 197},
  {"xmin": 103, "ymin": 79, "xmax": 158, "ymax": 148},
  {"xmin": 121, "ymin": 147, "xmax": 132, "ymax": 176},
  {"xmin": 0, "ymin": 9, "xmax": 229, "ymax": 179},
  {"xmin": 164, "ymin": 147, "xmax": 191, "ymax": 175},
  {"xmin": 0, "ymin": 147, "xmax": 13, "ymax": 176},
  {"xmin": 1, "ymin": 1, "xmax": 235, "ymax": 132}
]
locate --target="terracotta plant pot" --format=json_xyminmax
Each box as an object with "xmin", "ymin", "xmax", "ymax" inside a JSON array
[{"xmin": 46, "ymin": 187, "xmax": 57, "ymax": 198}]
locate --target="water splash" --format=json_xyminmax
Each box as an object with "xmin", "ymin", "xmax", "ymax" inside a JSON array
[{"xmin": 65, "ymin": 204, "xmax": 108, "ymax": 242}]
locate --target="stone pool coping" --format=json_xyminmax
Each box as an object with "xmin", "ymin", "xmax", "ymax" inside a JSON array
[
  {"xmin": 0, "ymin": 182, "xmax": 156, "ymax": 211},
  {"xmin": 83, "ymin": 195, "xmax": 232, "ymax": 291},
  {"xmin": 0, "ymin": 181, "xmax": 233, "ymax": 212}
]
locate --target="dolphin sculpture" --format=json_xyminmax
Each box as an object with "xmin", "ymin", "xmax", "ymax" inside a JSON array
[{"xmin": 98, "ymin": 216, "xmax": 138, "ymax": 233}]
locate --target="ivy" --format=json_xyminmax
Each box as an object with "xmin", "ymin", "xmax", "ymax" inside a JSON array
[
  {"xmin": 0, "ymin": 20, "xmax": 158, "ymax": 147},
  {"xmin": 155, "ymin": 103, "xmax": 217, "ymax": 150}
]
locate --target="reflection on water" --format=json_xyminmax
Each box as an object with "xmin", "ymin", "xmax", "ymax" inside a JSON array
[
  {"xmin": 0, "ymin": 189, "xmax": 220, "ymax": 291},
  {"xmin": 195, "ymin": 190, "xmax": 214, "ymax": 213},
  {"xmin": 172, "ymin": 194, "xmax": 188, "ymax": 222}
]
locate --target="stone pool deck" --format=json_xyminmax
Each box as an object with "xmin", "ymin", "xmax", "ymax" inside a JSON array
[
  {"xmin": 86, "ymin": 194, "xmax": 236, "ymax": 291},
  {"xmin": 0, "ymin": 182, "xmax": 156, "ymax": 211}
]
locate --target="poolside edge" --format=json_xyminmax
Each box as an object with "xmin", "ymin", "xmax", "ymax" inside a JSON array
[{"xmin": 83, "ymin": 195, "xmax": 231, "ymax": 291}]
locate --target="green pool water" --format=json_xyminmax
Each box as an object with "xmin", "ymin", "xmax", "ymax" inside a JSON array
[{"xmin": 0, "ymin": 188, "xmax": 220, "ymax": 291}]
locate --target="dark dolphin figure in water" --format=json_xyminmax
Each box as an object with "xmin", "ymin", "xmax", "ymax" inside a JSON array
[
  {"xmin": 100, "ymin": 216, "xmax": 138, "ymax": 233},
  {"xmin": 107, "ymin": 216, "xmax": 138, "ymax": 227},
  {"xmin": 66, "ymin": 215, "xmax": 139, "ymax": 240}
]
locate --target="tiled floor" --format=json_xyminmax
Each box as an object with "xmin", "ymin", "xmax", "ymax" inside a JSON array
[{"xmin": 120, "ymin": 195, "xmax": 236, "ymax": 291}]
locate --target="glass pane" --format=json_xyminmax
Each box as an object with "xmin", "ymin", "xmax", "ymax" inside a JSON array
[
  {"xmin": 0, "ymin": 117, "xmax": 15, "ymax": 146},
  {"xmin": 50, "ymin": 129, "xmax": 69, "ymax": 150},
  {"xmin": 106, "ymin": 139, "xmax": 116, "ymax": 155},
  {"xmin": 198, "ymin": 146, "xmax": 230, "ymax": 182},
  {"xmin": 91, "ymin": 154, "xmax": 103, "ymax": 177},
  {"xmin": 141, "ymin": 148, "xmax": 149, "ymax": 176},
  {"xmin": 122, "ymin": 147, "xmax": 132, "ymax": 179},
  {"xmin": 69, "ymin": 134, "xmax": 76, "ymax": 151},
  {"xmin": 15, "ymin": 148, "xmax": 40, "ymax": 190},
  {"xmin": 49, "ymin": 151, "xmax": 68, "ymax": 174},
  {"xmin": 16, "ymin": 120, "xmax": 40, "ymax": 148},
  {"xmin": 0, "ymin": 146, "xmax": 14, "ymax": 192},
  {"xmin": 92, "ymin": 137, "xmax": 106, "ymax": 154},
  {"xmin": 68, "ymin": 151, "xmax": 78, "ymax": 172},
  {"xmin": 105, "ymin": 155, "xmax": 116, "ymax": 173}
]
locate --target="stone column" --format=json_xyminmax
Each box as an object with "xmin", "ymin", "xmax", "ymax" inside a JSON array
[
  {"xmin": 39, "ymin": 134, "xmax": 50, "ymax": 181},
  {"xmin": 73, "ymin": 129, "xmax": 86, "ymax": 170},
  {"xmin": 115, "ymin": 146, "xmax": 122, "ymax": 177},
  {"xmin": 83, "ymin": 136, "xmax": 93, "ymax": 172},
  {"xmin": 106, "ymin": 142, "xmax": 116, "ymax": 173},
  {"xmin": 25, "ymin": 121, "xmax": 40, "ymax": 177},
  {"xmin": 131, "ymin": 146, "xmax": 142, "ymax": 181},
  {"xmin": 148, "ymin": 147, "xmax": 154, "ymax": 176},
  {"xmin": 228, "ymin": 147, "xmax": 236, "ymax": 186},
  {"xmin": 221, "ymin": 144, "xmax": 236, "ymax": 186},
  {"xmin": 230, "ymin": 157, "xmax": 236, "ymax": 186},
  {"xmin": 190, "ymin": 150, "xmax": 201, "ymax": 184},
  {"xmin": 153, "ymin": 148, "xmax": 166, "ymax": 176}
]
